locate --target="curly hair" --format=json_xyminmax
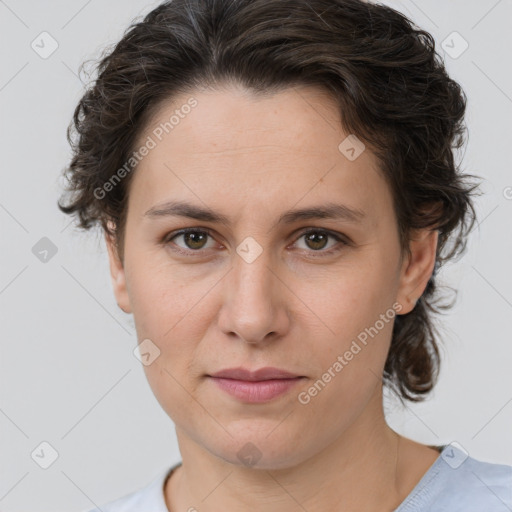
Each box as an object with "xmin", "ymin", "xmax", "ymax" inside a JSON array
[{"xmin": 58, "ymin": 0, "xmax": 480, "ymax": 403}]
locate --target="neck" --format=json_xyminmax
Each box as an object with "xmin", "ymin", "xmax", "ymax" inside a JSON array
[{"xmin": 165, "ymin": 387, "xmax": 433, "ymax": 512}]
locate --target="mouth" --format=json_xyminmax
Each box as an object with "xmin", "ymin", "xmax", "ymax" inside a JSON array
[
  {"xmin": 207, "ymin": 375, "xmax": 305, "ymax": 403},
  {"xmin": 208, "ymin": 366, "xmax": 303, "ymax": 381},
  {"xmin": 207, "ymin": 367, "xmax": 305, "ymax": 403}
]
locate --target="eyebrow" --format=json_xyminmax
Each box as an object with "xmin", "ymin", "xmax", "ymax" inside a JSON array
[{"xmin": 144, "ymin": 200, "xmax": 366, "ymax": 227}]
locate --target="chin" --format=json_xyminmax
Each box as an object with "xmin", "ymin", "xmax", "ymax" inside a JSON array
[{"xmin": 209, "ymin": 428, "xmax": 312, "ymax": 471}]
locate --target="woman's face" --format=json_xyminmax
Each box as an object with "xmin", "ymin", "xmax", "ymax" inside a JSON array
[{"xmin": 106, "ymin": 84, "xmax": 436, "ymax": 469}]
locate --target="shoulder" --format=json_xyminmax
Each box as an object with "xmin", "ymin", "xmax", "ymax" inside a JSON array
[
  {"xmin": 84, "ymin": 488, "xmax": 150, "ymax": 512},
  {"xmin": 443, "ymin": 452, "xmax": 512, "ymax": 504},
  {"xmin": 429, "ymin": 445, "xmax": 512, "ymax": 511},
  {"xmin": 82, "ymin": 465, "xmax": 178, "ymax": 512},
  {"xmin": 397, "ymin": 444, "xmax": 512, "ymax": 512}
]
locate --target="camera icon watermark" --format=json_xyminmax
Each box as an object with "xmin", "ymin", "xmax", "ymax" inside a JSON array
[
  {"xmin": 441, "ymin": 31, "xmax": 468, "ymax": 59},
  {"xmin": 134, "ymin": 338, "xmax": 161, "ymax": 366},
  {"xmin": 31, "ymin": 31, "xmax": 59, "ymax": 59},
  {"xmin": 503, "ymin": 186, "xmax": 512, "ymax": 200},
  {"xmin": 236, "ymin": 236, "xmax": 263, "ymax": 264},
  {"xmin": 338, "ymin": 134, "xmax": 365, "ymax": 161},
  {"xmin": 31, "ymin": 441, "xmax": 59, "ymax": 469},
  {"xmin": 237, "ymin": 442, "xmax": 262, "ymax": 467},
  {"xmin": 440, "ymin": 441, "xmax": 469, "ymax": 469},
  {"xmin": 32, "ymin": 237, "xmax": 58, "ymax": 263}
]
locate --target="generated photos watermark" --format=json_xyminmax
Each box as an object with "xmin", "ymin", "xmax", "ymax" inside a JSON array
[
  {"xmin": 93, "ymin": 96, "xmax": 198, "ymax": 200},
  {"xmin": 297, "ymin": 301, "xmax": 403, "ymax": 404}
]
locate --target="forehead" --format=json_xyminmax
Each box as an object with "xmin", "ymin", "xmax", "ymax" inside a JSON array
[
  {"xmin": 141, "ymin": 84, "xmax": 345, "ymax": 160},
  {"xmin": 128, "ymin": 84, "xmax": 391, "ymax": 227}
]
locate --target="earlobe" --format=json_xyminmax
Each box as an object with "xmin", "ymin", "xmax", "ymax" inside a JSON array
[
  {"xmin": 104, "ymin": 230, "xmax": 132, "ymax": 314},
  {"xmin": 396, "ymin": 228, "xmax": 439, "ymax": 315}
]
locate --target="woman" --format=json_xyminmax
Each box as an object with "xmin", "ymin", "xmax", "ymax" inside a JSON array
[{"xmin": 58, "ymin": 0, "xmax": 512, "ymax": 510}]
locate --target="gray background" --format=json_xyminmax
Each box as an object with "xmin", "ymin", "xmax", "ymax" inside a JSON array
[{"xmin": 1, "ymin": 0, "xmax": 511, "ymax": 510}]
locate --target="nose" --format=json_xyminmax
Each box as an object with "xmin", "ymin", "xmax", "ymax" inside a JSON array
[{"xmin": 216, "ymin": 247, "xmax": 290, "ymax": 344}]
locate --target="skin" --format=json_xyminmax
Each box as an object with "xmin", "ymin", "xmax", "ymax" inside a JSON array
[{"xmin": 105, "ymin": 83, "xmax": 440, "ymax": 511}]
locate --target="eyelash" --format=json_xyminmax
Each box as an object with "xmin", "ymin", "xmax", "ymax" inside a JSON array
[{"xmin": 162, "ymin": 227, "xmax": 349, "ymax": 258}]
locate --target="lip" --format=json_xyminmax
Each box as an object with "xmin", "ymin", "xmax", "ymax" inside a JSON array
[
  {"xmin": 209, "ymin": 376, "xmax": 304, "ymax": 403},
  {"xmin": 208, "ymin": 366, "xmax": 302, "ymax": 381},
  {"xmin": 207, "ymin": 367, "xmax": 305, "ymax": 403}
]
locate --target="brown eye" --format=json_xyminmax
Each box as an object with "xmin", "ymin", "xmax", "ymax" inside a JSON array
[
  {"xmin": 166, "ymin": 229, "xmax": 216, "ymax": 252},
  {"xmin": 181, "ymin": 231, "xmax": 208, "ymax": 250},
  {"xmin": 294, "ymin": 229, "xmax": 347, "ymax": 255},
  {"xmin": 304, "ymin": 231, "xmax": 329, "ymax": 250}
]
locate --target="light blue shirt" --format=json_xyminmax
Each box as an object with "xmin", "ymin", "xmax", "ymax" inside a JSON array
[{"xmin": 85, "ymin": 444, "xmax": 512, "ymax": 511}]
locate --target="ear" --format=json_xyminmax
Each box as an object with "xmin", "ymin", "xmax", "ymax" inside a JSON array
[
  {"xmin": 396, "ymin": 228, "xmax": 439, "ymax": 315},
  {"xmin": 104, "ymin": 228, "xmax": 132, "ymax": 314}
]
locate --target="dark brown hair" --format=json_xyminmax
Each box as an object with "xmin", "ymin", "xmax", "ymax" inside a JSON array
[{"xmin": 58, "ymin": 0, "xmax": 480, "ymax": 403}]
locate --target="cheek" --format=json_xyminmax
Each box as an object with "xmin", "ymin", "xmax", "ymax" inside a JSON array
[
  {"xmin": 296, "ymin": 303, "xmax": 395, "ymax": 430},
  {"xmin": 126, "ymin": 254, "xmax": 210, "ymax": 336},
  {"xmin": 129, "ymin": 278, "xmax": 206, "ymax": 371},
  {"xmin": 126, "ymin": 257, "xmax": 217, "ymax": 382},
  {"xmin": 133, "ymin": 273, "xmax": 211, "ymax": 428},
  {"xmin": 292, "ymin": 257, "xmax": 398, "ymax": 396},
  {"xmin": 142, "ymin": 359, "xmax": 210, "ymax": 441},
  {"xmin": 293, "ymin": 259, "xmax": 397, "ymax": 341}
]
